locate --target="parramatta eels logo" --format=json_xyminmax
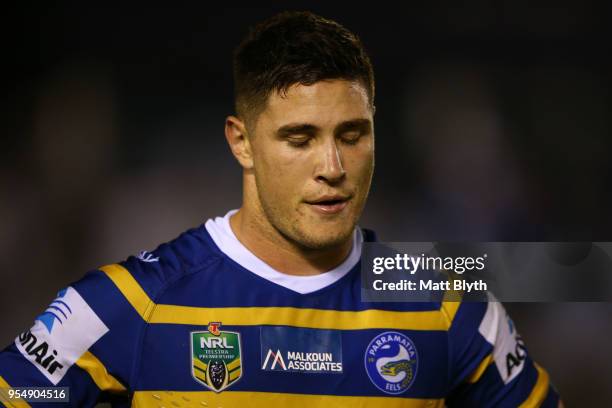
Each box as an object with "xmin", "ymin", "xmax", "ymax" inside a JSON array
[
  {"xmin": 364, "ymin": 331, "xmax": 418, "ymax": 395},
  {"xmin": 190, "ymin": 323, "xmax": 242, "ymax": 392}
]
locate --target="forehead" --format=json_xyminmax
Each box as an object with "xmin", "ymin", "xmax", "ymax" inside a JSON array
[{"xmin": 256, "ymin": 80, "xmax": 372, "ymax": 130}]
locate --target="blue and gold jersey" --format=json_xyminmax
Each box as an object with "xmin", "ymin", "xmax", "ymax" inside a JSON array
[{"xmin": 0, "ymin": 211, "xmax": 559, "ymax": 407}]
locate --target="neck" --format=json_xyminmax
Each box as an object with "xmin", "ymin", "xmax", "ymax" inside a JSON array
[{"xmin": 229, "ymin": 205, "xmax": 354, "ymax": 276}]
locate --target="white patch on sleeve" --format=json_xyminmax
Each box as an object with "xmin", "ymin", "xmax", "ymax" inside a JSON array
[
  {"xmin": 14, "ymin": 286, "xmax": 109, "ymax": 385},
  {"xmin": 478, "ymin": 293, "xmax": 527, "ymax": 384}
]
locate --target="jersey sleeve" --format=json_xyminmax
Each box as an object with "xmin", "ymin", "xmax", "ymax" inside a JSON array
[
  {"xmin": 446, "ymin": 296, "xmax": 560, "ymax": 407},
  {"xmin": 0, "ymin": 262, "xmax": 157, "ymax": 408}
]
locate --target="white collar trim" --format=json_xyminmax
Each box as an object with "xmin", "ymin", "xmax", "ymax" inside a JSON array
[{"xmin": 205, "ymin": 209, "xmax": 362, "ymax": 294}]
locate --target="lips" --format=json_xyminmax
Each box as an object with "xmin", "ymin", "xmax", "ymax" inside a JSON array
[{"xmin": 306, "ymin": 195, "xmax": 351, "ymax": 215}]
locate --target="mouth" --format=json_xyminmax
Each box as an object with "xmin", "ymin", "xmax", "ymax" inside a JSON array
[{"xmin": 305, "ymin": 195, "xmax": 351, "ymax": 215}]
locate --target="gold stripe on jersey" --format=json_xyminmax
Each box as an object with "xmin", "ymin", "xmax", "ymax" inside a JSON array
[
  {"xmin": 519, "ymin": 363, "xmax": 550, "ymax": 408},
  {"xmin": 0, "ymin": 375, "xmax": 31, "ymax": 408},
  {"xmin": 100, "ymin": 264, "xmax": 156, "ymax": 320},
  {"xmin": 75, "ymin": 351, "xmax": 127, "ymax": 393},
  {"xmin": 466, "ymin": 353, "xmax": 494, "ymax": 383},
  {"xmin": 440, "ymin": 300, "xmax": 460, "ymax": 326},
  {"xmin": 132, "ymin": 390, "xmax": 445, "ymax": 408},
  {"xmin": 101, "ymin": 263, "xmax": 460, "ymax": 331},
  {"xmin": 151, "ymin": 303, "xmax": 455, "ymax": 330}
]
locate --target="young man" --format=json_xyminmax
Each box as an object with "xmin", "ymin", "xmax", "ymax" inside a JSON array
[{"xmin": 0, "ymin": 11, "xmax": 560, "ymax": 407}]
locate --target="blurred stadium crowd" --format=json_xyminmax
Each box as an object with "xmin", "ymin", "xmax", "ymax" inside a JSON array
[{"xmin": 1, "ymin": 3, "xmax": 611, "ymax": 405}]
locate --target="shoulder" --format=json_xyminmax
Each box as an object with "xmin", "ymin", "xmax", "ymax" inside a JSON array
[
  {"xmin": 447, "ymin": 296, "xmax": 530, "ymax": 388},
  {"xmin": 99, "ymin": 224, "xmax": 224, "ymax": 302}
]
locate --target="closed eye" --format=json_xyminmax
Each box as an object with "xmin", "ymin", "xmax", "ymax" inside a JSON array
[
  {"xmin": 339, "ymin": 130, "xmax": 363, "ymax": 145},
  {"xmin": 334, "ymin": 119, "xmax": 372, "ymax": 145},
  {"xmin": 286, "ymin": 135, "xmax": 312, "ymax": 147},
  {"xmin": 276, "ymin": 123, "xmax": 317, "ymax": 148}
]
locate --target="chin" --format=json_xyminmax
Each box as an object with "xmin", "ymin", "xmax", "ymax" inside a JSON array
[{"xmin": 291, "ymin": 224, "xmax": 355, "ymax": 251}]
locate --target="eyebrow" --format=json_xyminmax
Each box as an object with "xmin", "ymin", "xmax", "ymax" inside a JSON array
[
  {"xmin": 276, "ymin": 123, "xmax": 318, "ymax": 138},
  {"xmin": 275, "ymin": 118, "xmax": 372, "ymax": 138}
]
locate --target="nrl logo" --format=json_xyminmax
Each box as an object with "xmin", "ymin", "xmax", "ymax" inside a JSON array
[{"xmin": 190, "ymin": 322, "xmax": 242, "ymax": 392}]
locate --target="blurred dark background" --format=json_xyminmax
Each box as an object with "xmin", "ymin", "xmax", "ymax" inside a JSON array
[{"xmin": 1, "ymin": 2, "xmax": 611, "ymax": 405}]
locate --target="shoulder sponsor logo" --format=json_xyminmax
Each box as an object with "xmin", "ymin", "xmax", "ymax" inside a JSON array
[
  {"xmin": 505, "ymin": 316, "xmax": 527, "ymax": 379},
  {"xmin": 364, "ymin": 331, "xmax": 418, "ymax": 395},
  {"xmin": 17, "ymin": 330, "xmax": 64, "ymax": 376},
  {"xmin": 15, "ymin": 287, "xmax": 109, "ymax": 385},
  {"xmin": 478, "ymin": 297, "xmax": 527, "ymax": 384},
  {"xmin": 36, "ymin": 288, "xmax": 72, "ymax": 334},
  {"xmin": 191, "ymin": 322, "xmax": 242, "ymax": 392},
  {"xmin": 260, "ymin": 326, "xmax": 343, "ymax": 374}
]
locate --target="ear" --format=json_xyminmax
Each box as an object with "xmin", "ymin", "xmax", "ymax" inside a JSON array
[{"xmin": 225, "ymin": 115, "xmax": 253, "ymax": 169}]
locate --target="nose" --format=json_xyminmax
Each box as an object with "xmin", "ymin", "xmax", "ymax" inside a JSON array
[{"xmin": 315, "ymin": 138, "xmax": 346, "ymax": 184}]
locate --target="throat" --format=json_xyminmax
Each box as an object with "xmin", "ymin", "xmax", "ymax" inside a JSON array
[{"xmin": 229, "ymin": 209, "xmax": 353, "ymax": 276}]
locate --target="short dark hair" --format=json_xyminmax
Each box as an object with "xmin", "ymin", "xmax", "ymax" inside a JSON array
[{"xmin": 233, "ymin": 11, "xmax": 375, "ymax": 128}]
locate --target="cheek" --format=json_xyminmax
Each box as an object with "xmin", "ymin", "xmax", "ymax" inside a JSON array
[
  {"xmin": 256, "ymin": 145, "xmax": 311, "ymax": 200},
  {"xmin": 345, "ymin": 145, "xmax": 374, "ymax": 183}
]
